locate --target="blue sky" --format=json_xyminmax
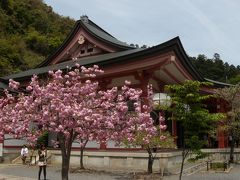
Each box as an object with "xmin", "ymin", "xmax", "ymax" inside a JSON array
[{"xmin": 44, "ymin": 0, "xmax": 240, "ymax": 66}]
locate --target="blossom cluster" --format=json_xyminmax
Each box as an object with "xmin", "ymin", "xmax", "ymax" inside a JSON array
[{"xmin": 0, "ymin": 64, "xmax": 165, "ymax": 148}]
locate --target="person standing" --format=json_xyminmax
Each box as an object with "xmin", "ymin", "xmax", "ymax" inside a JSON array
[
  {"xmin": 20, "ymin": 145, "xmax": 28, "ymax": 164},
  {"xmin": 38, "ymin": 145, "xmax": 47, "ymax": 180}
]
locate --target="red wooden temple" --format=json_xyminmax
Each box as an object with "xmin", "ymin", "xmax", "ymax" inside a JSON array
[{"xmin": 0, "ymin": 15, "xmax": 231, "ymax": 149}]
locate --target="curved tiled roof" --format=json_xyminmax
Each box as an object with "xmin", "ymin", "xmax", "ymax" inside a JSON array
[
  {"xmin": 81, "ymin": 20, "xmax": 133, "ymax": 49},
  {"xmin": 37, "ymin": 16, "xmax": 134, "ymax": 68},
  {"xmin": 0, "ymin": 37, "xmax": 205, "ymax": 82},
  {"xmin": 1, "ymin": 36, "xmax": 231, "ymax": 88},
  {"xmin": 3, "ymin": 48, "xmax": 143, "ymax": 81}
]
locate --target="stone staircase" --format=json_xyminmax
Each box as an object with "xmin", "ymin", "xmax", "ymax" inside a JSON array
[
  {"xmin": 181, "ymin": 161, "xmax": 207, "ymax": 176},
  {"xmin": 169, "ymin": 160, "xmax": 208, "ymax": 176},
  {"xmin": 12, "ymin": 150, "xmax": 51, "ymax": 165}
]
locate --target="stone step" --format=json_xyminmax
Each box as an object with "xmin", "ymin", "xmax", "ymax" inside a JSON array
[
  {"xmin": 168, "ymin": 160, "xmax": 207, "ymax": 176},
  {"xmin": 182, "ymin": 162, "xmax": 206, "ymax": 176}
]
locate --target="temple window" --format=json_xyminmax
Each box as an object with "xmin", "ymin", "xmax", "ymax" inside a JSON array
[{"xmin": 87, "ymin": 48, "xmax": 93, "ymax": 53}]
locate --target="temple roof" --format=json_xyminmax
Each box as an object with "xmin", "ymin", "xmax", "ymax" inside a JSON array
[
  {"xmin": 81, "ymin": 18, "xmax": 134, "ymax": 49},
  {"xmin": 3, "ymin": 48, "xmax": 143, "ymax": 81},
  {"xmin": 3, "ymin": 37, "xmax": 203, "ymax": 82},
  {"xmin": 37, "ymin": 16, "xmax": 134, "ymax": 67}
]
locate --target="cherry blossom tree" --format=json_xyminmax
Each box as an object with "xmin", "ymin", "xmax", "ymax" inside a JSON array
[
  {"xmin": 120, "ymin": 85, "xmax": 175, "ymax": 174},
  {"xmin": 0, "ymin": 84, "xmax": 40, "ymax": 146},
  {"xmin": 7, "ymin": 64, "xmax": 157, "ymax": 180},
  {"xmin": 122, "ymin": 108, "xmax": 175, "ymax": 174},
  {"xmin": 0, "ymin": 89, "xmax": 16, "ymax": 141}
]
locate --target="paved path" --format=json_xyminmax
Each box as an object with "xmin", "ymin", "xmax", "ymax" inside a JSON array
[
  {"xmin": 165, "ymin": 164, "xmax": 240, "ymax": 180},
  {"xmin": 0, "ymin": 164, "xmax": 240, "ymax": 180},
  {"xmin": 0, "ymin": 164, "xmax": 131, "ymax": 180}
]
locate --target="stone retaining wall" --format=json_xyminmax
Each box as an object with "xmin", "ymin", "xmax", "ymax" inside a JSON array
[
  {"xmin": 51, "ymin": 150, "xmax": 181, "ymax": 173},
  {"xmin": 3, "ymin": 148, "xmax": 240, "ymax": 173}
]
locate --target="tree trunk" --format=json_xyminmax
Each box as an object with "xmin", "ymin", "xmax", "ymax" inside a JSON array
[
  {"xmin": 229, "ymin": 137, "xmax": 235, "ymax": 163},
  {"xmin": 147, "ymin": 153, "xmax": 153, "ymax": 174},
  {"xmin": 58, "ymin": 131, "xmax": 74, "ymax": 180},
  {"xmin": 179, "ymin": 149, "xmax": 188, "ymax": 180},
  {"xmin": 79, "ymin": 139, "xmax": 88, "ymax": 169},
  {"xmin": 147, "ymin": 148, "xmax": 154, "ymax": 174},
  {"xmin": 61, "ymin": 153, "xmax": 70, "ymax": 180},
  {"xmin": 80, "ymin": 147, "xmax": 84, "ymax": 169}
]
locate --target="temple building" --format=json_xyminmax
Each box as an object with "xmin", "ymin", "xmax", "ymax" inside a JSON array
[{"xmin": 0, "ymin": 16, "xmax": 231, "ymax": 151}]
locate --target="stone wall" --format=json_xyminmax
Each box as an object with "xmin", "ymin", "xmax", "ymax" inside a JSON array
[
  {"xmin": 49, "ymin": 148, "xmax": 240, "ymax": 173},
  {"xmin": 3, "ymin": 148, "xmax": 240, "ymax": 173},
  {"xmin": 50, "ymin": 150, "xmax": 182, "ymax": 173}
]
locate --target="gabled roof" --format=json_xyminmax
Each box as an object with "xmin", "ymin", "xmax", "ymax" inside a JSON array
[
  {"xmin": 81, "ymin": 17, "xmax": 134, "ymax": 49},
  {"xmin": 2, "ymin": 37, "xmax": 204, "ymax": 82},
  {"xmin": 37, "ymin": 16, "xmax": 134, "ymax": 68},
  {"xmin": 3, "ymin": 48, "xmax": 143, "ymax": 81}
]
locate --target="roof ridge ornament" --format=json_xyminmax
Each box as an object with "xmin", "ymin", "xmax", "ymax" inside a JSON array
[{"xmin": 80, "ymin": 15, "xmax": 89, "ymax": 23}]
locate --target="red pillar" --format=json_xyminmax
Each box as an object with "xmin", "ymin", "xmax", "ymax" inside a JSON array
[
  {"xmin": 99, "ymin": 142, "xmax": 107, "ymax": 150},
  {"xmin": 217, "ymin": 127, "xmax": 226, "ymax": 148},
  {"xmin": 217, "ymin": 99, "xmax": 227, "ymax": 148}
]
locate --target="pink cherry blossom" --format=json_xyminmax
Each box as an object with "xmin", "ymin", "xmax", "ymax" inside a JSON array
[{"xmin": 0, "ymin": 65, "xmax": 163, "ymax": 180}]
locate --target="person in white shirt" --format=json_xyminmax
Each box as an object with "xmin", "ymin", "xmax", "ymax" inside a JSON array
[{"xmin": 20, "ymin": 145, "xmax": 28, "ymax": 164}]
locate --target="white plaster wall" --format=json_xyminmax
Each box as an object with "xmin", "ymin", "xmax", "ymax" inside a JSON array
[
  {"xmin": 4, "ymin": 135, "xmax": 26, "ymax": 146},
  {"xmin": 72, "ymin": 141, "xmax": 100, "ymax": 148},
  {"xmin": 48, "ymin": 132, "xmax": 100, "ymax": 149},
  {"xmin": 107, "ymin": 140, "xmax": 131, "ymax": 148},
  {"xmin": 0, "ymin": 143, "xmax": 3, "ymax": 157}
]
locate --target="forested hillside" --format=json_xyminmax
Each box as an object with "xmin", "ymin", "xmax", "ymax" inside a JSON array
[
  {"xmin": 0, "ymin": 0, "xmax": 74, "ymax": 76},
  {"xmin": 190, "ymin": 53, "xmax": 240, "ymax": 84}
]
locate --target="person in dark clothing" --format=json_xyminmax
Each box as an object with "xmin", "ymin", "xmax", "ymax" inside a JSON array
[{"xmin": 38, "ymin": 145, "xmax": 47, "ymax": 180}]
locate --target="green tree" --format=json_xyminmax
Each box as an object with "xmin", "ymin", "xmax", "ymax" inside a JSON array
[
  {"xmin": 229, "ymin": 74, "xmax": 240, "ymax": 84},
  {"xmin": 166, "ymin": 81, "xmax": 224, "ymax": 180},
  {"xmin": 0, "ymin": 0, "xmax": 75, "ymax": 76},
  {"xmin": 190, "ymin": 54, "xmax": 240, "ymax": 84}
]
